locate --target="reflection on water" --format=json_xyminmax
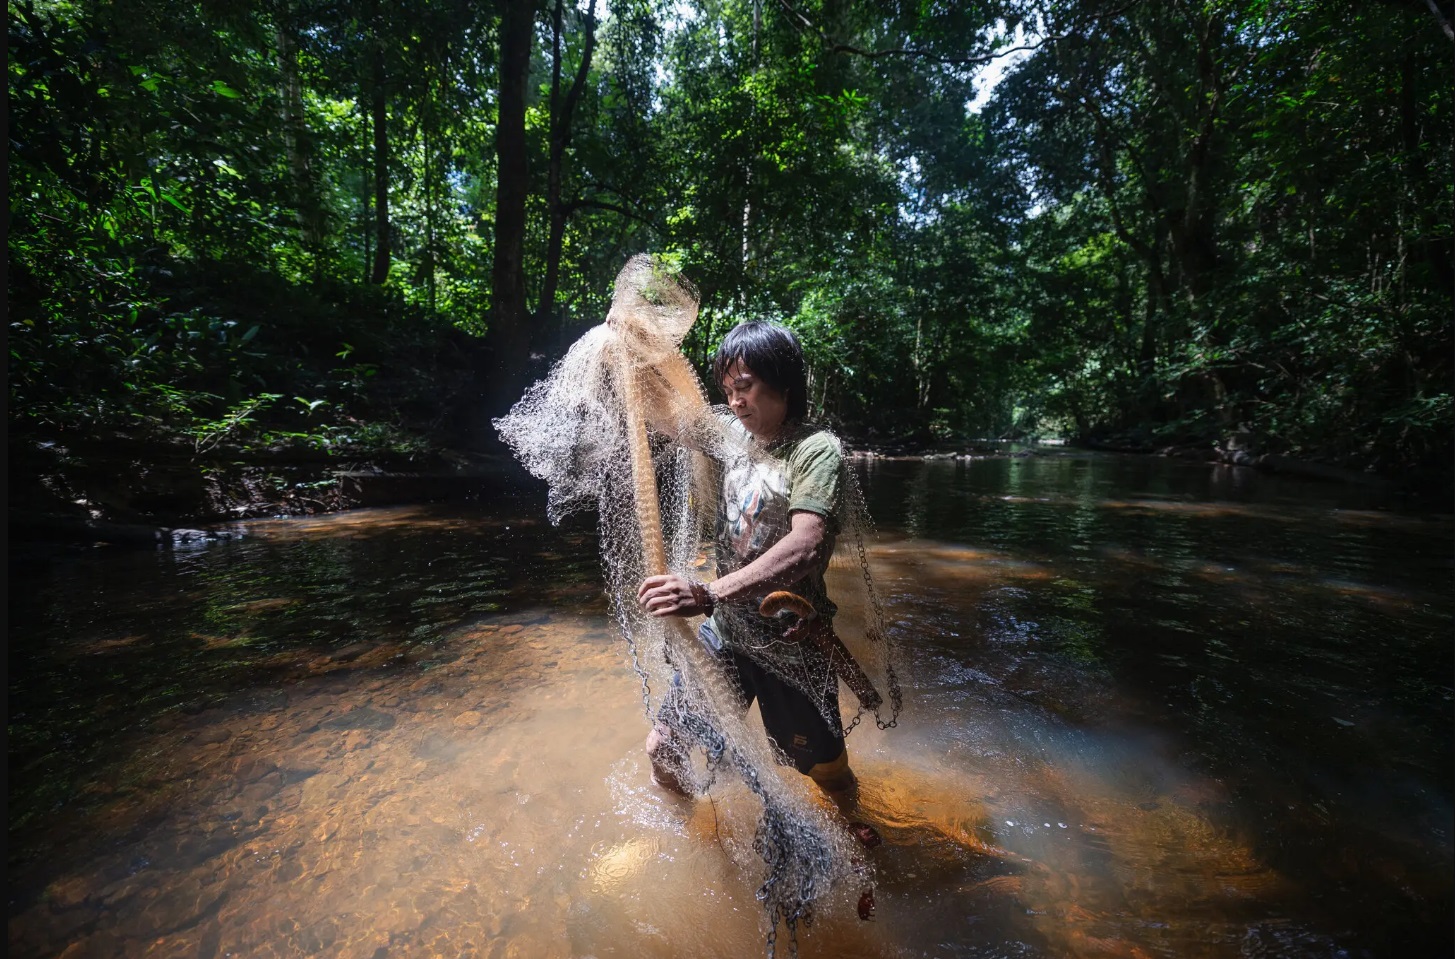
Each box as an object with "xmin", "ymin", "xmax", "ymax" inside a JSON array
[{"xmin": 8, "ymin": 452, "xmax": 1453, "ymax": 958}]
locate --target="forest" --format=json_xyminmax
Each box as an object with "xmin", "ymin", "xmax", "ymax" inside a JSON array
[{"xmin": 9, "ymin": 0, "xmax": 1453, "ymax": 513}]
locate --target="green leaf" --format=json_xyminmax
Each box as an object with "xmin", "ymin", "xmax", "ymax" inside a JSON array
[
  {"xmin": 160, "ymin": 192, "xmax": 191, "ymax": 215},
  {"xmin": 211, "ymin": 80, "xmax": 241, "ymax": 98}
]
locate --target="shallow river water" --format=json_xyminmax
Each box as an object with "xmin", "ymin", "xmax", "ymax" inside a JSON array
[{"xmin": 9, "ymin": 451, "xmax": 1453, "ymax": 959}]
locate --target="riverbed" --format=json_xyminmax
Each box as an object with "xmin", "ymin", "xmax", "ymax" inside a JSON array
[{"xmin": 8, "ymin": 451, "xmax": 1452, "ymax": 958}]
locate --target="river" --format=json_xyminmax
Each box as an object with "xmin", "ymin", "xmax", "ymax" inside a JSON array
[{"xmin": 8, "ymin": 450, "xmax": 1452, "ymax": 958}]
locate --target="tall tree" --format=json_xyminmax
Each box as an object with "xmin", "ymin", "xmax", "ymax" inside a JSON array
[
  {"xmin": 275, "ymin": 1, "xmax": 323, "ymax": 251},
  {"xmin": 486, "ymin": 0, "xmax": 536, "ymax": 406},
  {"xmin": 370, "ymin": 27, "xmax": 391, "ymax": 284},
  {"xmin": 537, "ymin": 0, "xmax": 600, "ymax": 338}
]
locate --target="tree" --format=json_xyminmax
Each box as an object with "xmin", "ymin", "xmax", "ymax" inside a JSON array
[{"xmin": 485, "ymin": 0, "xmax": 537, "ymax": 410}]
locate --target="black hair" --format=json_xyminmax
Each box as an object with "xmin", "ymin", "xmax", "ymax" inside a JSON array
[{"xmin": 712, "ymin": 321, "xmax": 809, "ymax": 421}]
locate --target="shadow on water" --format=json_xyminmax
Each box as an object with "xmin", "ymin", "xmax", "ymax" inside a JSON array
[{"xmin": 7, "ymin": 452, "xmax": 1453, "ymax": 958}]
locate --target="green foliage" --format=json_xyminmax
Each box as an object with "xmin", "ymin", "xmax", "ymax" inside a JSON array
[
  {"xmin": 7, "ymin": 0, "xmax": 1451, "ymax": 481},
  {"xmin": 190, "ymin": 393, "xmax": 282, "ymax": 452},
  {"xmin": 979, "ymin": 0, "xmax": 1452, "ymax": 468}
]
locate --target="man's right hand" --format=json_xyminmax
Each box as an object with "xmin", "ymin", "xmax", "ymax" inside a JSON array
[{"xmin": 637, "ymin": 574, "xmax": 712, "ymax": 618}]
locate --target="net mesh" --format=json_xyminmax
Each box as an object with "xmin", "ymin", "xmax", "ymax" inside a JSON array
[{"xmin": 494, "ymin": 255, "xmax": 901, "ymax": 955}]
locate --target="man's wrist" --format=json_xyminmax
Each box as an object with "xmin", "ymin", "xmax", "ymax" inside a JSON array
[{"xmin": 688, "ymin": 579, "xmax": 717, "ymax": 614}]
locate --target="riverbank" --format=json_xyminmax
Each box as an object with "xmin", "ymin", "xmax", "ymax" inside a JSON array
[
  {"xmin": 8, "ymin": 432, "xmax": 524, "ymax": 548},
  {"xmin": 12, "ymin": 428, "xmax": 1450, "ymax": 550},
  {"xmin": 850, "ymin": 434, "xmax": 1451, "ymax": 508}
]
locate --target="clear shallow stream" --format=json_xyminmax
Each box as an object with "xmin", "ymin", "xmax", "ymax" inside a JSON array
[{"xmin": 8, "ymin": 451, "xmax": 1452, "ymax": 958}]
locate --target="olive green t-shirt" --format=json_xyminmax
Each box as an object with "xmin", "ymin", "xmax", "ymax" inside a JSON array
[{"xmin": 707, "ymin": 414, "xmax": 844, "ymax": 654}]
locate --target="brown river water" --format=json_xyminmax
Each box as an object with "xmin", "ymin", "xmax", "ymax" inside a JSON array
[{"xmin": 8, "ymin": 452, "xmax": 1452, "ymax": 958}]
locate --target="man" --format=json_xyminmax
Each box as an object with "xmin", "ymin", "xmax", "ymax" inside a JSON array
[{"xmin": 636, "ymin": 320, "xmax": 859, "ymax": 804}]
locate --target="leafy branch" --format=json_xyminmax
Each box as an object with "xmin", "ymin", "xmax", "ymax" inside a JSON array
[{"xmin": 772, "ymin": 0, "xmax": 1139, "ymax": 69}]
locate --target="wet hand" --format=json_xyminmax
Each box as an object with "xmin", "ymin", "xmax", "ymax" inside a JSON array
[{"xmin": 637, "ymin": 574, "xmax": 710, "ymax": 618}]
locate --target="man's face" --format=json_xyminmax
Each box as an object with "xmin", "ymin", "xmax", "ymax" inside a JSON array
[{"xmin": 721, "ymin": 358, "xmax": 788, "ymax": 441}]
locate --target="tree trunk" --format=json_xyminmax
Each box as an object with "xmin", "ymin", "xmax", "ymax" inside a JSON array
[
  {"xmin": 1401, "ymin": 48, "xmax": 1454, "ymax": 294},
  {"xmin": 487, "ymin": 0, "xmax": 536, "ymax": 411},
  {"xmin": 1176, "ymin": 13, "xmax": 1231, "ymax": 424},
  {"xmin": 1165, "ymin": 9, "xmax": 1224, "ymax": 314},
  {"xmin": 370, "ymin": 45, "xmax": 391, "ymax": 285},
  {"xmin": 538, "ymin": 0, "xmax": 598, "ymax": 346},
  {"xmin": 275, "ymin": 8, "xmax": 322, "ymax": 250},
  {"xmin": 424, "ymin": 70, "xmax": 437, "ymax": 313},
  {"xmin": 912, "ymin": 313, "xmax": 931, "ymax": 411},
  {"xmin": 360, "ymin": 97, "xmax": 372, "ymax": 283}
]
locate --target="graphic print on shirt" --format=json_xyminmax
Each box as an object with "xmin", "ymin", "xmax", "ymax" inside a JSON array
[{"xmin": 721, "ymin": 454, "xmax": 790, "ymax": 563}]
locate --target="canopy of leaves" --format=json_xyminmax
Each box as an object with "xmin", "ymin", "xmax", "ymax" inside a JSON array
[{"xmin": 8, "ymin": 0, "xmax": 1451, "ymax": 478}]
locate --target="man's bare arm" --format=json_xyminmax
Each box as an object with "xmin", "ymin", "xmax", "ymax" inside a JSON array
[
  {"xmin": 638, "ymin": 510, "xmax": 828, "ymax": 617},
  {"xmin": 712, "ymin": 510, "xmax": 828, "ymax": 604}
]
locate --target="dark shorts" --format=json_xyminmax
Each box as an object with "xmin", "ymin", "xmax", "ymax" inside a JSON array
[{"xmin": 663, "ymin": 620, "xmax": 845, "ymax": 774}]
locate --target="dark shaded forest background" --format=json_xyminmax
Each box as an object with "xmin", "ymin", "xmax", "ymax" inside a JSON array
[{"xmin": 9, "ymin": 0, "xmax": 1453, "ymax": 511}]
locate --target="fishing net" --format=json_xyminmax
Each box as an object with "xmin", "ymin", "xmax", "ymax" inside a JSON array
[{"xmin": 494, "ymin": 254, "xmax": 901, "ymax": 955}]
